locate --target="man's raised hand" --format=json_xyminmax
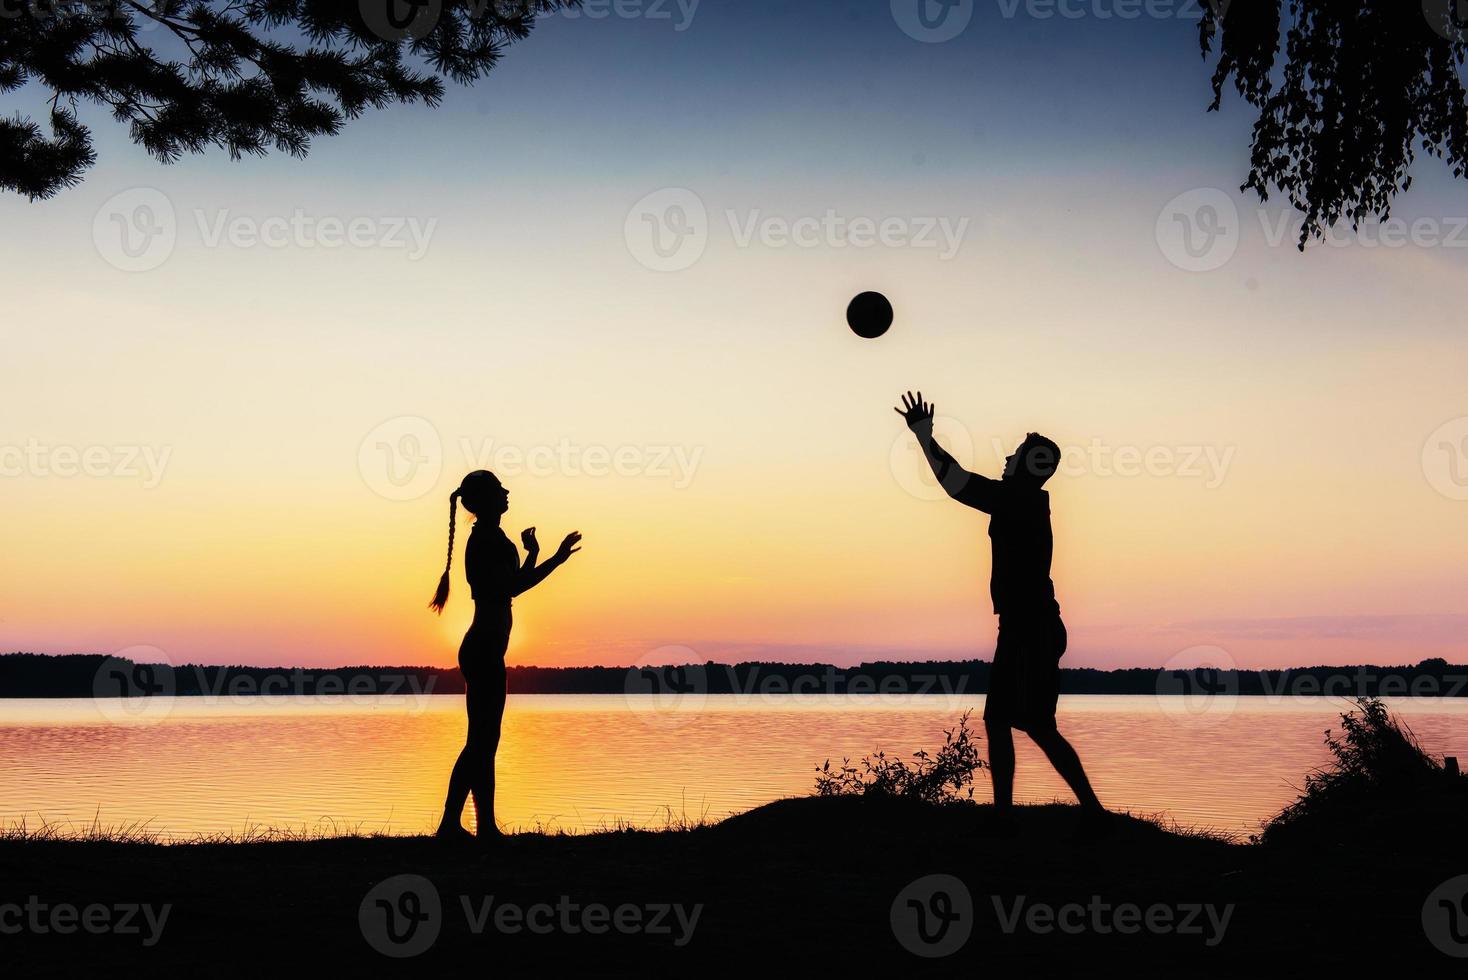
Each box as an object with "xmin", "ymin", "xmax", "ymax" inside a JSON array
[{"xmin": 895, "ymin": 390, "xmax": 935, "ymax": 433}]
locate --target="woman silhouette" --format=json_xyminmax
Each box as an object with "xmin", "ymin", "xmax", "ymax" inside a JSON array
[{"xmin": 429, "ymin": 470, "xmax": 581, "ymax": 842}]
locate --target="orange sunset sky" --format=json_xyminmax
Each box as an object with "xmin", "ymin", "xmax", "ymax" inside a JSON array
[{"xmin": 3, "ymin": 8, "xmax": 1466, "ymax": 671}]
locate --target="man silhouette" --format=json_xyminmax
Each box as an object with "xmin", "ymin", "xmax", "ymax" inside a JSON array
[{"xmin": 895, "ymin": 391, "xmax": 1106, "ymax": 833}]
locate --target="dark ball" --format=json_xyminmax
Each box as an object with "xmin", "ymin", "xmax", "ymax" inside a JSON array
[{"xmin": 846, "ymin": 291, "xmax": 893, "ymax": 339}]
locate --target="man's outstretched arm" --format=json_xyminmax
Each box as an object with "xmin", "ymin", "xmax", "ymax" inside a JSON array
[{"xmin": 894, "ymin": 391, "xmax": 999, "ymax": 512}]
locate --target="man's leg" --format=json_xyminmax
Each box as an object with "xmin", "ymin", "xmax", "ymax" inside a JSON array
[
  {"xmin": 985, "ymin": 719, "xmax": 1015, "ymax": 813},
  {"xmin": 1027, "ymin": 724, "xmax": 1103, "ymax": 813}
]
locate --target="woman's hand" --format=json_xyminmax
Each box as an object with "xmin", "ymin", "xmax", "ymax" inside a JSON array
[
  {"xmin": 555, "ymin": 531, "xmax": 583, "ymax": 561},
  {"xmin": 521, "ymin": 527, "xmax": 539, "ymax": 554}
]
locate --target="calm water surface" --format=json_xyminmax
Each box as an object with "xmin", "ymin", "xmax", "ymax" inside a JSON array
[{"xmin": 2, "ymin": 694, "xmax": 1466, "ymax": 839}]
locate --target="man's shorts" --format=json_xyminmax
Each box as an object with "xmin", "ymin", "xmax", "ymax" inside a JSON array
[{"xmin": 983, "ymin": 613, "xmax": 1067, "ymax": 733}]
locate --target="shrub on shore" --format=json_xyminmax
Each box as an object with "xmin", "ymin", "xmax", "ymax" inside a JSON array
[
  {"xmin": 1257, "ymin": 697, "xmax": 1466, "ymax": 848},
  {"xmin": 814, "ymin": 710, "xmax": 985, "ymax": 804}
]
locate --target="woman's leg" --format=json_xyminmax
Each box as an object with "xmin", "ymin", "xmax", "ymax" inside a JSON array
[
  {"xmin": 437, "ymin": 682, "xmax": 483, "ymax": 838},
  {"xmin": 440, "ymin": 619, "xmax": 510, "ymax": 839},
  {"xmin": 467, "ymin": 667, "xmax": 507, "ymax": 837}
]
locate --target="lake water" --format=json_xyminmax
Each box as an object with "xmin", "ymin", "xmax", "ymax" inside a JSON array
[{"xmin": 2, "ymin": 694, "xmax": 1466, "ymax": 840}]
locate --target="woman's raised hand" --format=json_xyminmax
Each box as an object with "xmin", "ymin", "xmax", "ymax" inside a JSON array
[{"xmin": 556, "ymin": 531, "xmax": 583, "ymax": 560}]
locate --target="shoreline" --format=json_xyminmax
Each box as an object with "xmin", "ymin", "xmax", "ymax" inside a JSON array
[
  {"xmin": 8, "ymin": 691, "xmax": 1468, "ymax": 700},
  {"xmin": 4, "ymin": 652, "xmax": 1467, "ymax": 698},
  {"xmin": 2, "ymin": 795, "xmax": 1456, "ymax": 972}
]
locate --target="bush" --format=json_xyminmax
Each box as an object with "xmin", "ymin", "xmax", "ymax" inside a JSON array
[
  {"xmin": 1258, "ymin": 697, "xmax": 1464, "ymax": 847},
  {"xmin": 814, "ymin": 711, "xmax": 984, "ymax": 805}
]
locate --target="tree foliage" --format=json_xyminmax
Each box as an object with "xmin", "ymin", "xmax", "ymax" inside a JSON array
[
  {"xmin": 1201, "ymin": 1, "xmax": 1468, "ymax": 247},
  {"xmin": 0, "ymin": 0, "xmax": 574, "ymax": 198}
]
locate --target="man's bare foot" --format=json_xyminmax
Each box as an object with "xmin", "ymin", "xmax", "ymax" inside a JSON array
[
  {"xmin": 1071, "ymin": 807, "xmax": 1114, "ymax": 842},
  {"xmin": 985, "ymin": 810, "xmax": 1020, "ymax": 838},
  {"xmin": 435, "ymin": 823, "xmax": 475, "ymax": 845}
]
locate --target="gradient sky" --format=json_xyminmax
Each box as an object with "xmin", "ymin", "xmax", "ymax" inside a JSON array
[{"xmin": 3, "ymin": 1, "xmax": 1466, "ymax": 670}]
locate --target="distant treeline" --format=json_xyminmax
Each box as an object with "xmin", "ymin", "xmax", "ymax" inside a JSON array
[{"xmin": 1, "ymin": 653, "xmax": 1465, "ymax": 699}]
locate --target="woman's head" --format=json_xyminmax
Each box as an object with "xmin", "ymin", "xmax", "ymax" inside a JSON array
[
  {"xmin": 457, "ymin": 470, "xmax": 509, "ymax": 517},
  {"xmin": 428, "ymin": 471, "xmax": 507, "ymax": 614}
]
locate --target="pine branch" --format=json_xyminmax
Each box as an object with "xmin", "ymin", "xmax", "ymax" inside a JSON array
[{"xmin": 0, "ymin": 0, "xmax": 580, "ymax": 198}]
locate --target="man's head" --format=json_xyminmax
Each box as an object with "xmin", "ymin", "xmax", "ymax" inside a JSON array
[{"xmin": 1002, "ymin": 432, "xmax": 1061, "ymax": 486}]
